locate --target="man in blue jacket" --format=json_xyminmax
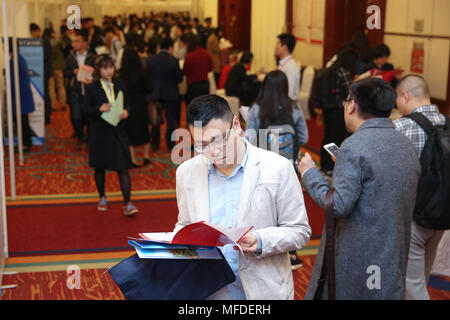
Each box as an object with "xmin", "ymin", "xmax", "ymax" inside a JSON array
[{"xmin": 8, "ymin": 37, "xmax": 35, "ymax": 152}]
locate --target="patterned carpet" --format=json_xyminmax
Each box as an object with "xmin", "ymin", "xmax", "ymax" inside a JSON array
[
  {"xmin": 1, "ymin": 268, "xmax": 125, "ymax": 300},
  {"xmin": 2, "ymin": 250, "xmax": 449, "ymax": 300},
  {"xmin": 4, "ymin": 108, "xmax": 178, "ymax": 197},
  {"xmin": 0, "ymin": 241, "xmax": 330, "ymax": 300}
]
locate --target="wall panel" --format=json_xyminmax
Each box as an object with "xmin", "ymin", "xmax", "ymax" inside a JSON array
[{"xmin": 250, "ymin": 0, "xmax": 286, "ymax": 72}]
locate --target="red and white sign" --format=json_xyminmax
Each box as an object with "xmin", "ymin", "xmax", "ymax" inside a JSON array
[{"xmin": 411, "ymin": 42, "xmax": 425, "ymax": 74}]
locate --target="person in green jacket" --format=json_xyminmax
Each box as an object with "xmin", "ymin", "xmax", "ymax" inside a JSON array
[{"xmin": 46, "ymin": 28, "xmax": 67, "ymax": 111}]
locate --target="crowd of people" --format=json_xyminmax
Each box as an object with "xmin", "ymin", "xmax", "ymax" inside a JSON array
[
  {"xmin": 174, "ymin": 28, "xmax": 448, "ymax": 299},
  {"xmin": 5, "ymin": 10, "xmax": 448, "ymax": 300},
  {"xmin": 15, "ymin": 12, "xmax": 229, "ymax": 216},
  {"xmin": 15, "ymin": 13, "xmax": 305, "ymax": 218},
  {"xmin": 27, "ymin": 12, "xmax": 216, "ymax": 150}
]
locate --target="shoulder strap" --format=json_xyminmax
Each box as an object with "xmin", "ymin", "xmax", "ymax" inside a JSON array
[
  {"xmin": 314, "ymin": 189, "xmax": 335, "ymax": 300},
  {"xmin": 324, "ymin": 189, "xmax": 336, "ymax": 300},
  {"xmin": 404, "ymin": 112, "xmax": 435, "ymax": 136}
]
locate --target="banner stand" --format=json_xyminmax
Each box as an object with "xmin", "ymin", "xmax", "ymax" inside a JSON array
[{"xmin": 0, "ymin": 0, "xmax": 17, "ymax": 295}]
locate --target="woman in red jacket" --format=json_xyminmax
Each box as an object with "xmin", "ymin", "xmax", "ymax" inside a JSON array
[{"xmin": 183, "ymin": 35, "xmax": 213, "ymax": 106}]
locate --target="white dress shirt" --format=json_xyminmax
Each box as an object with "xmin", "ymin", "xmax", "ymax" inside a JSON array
[{"xmin": 278, "ymin": 55, "xmax": 301, "ymax": 101}]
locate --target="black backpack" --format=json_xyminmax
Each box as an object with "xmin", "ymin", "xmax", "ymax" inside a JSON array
[
  {"xmin": 310, "ymin": 67, "xmax": 339, "ymax": 110},
  {"xmin": 405, "ymin": 112, "xmax": 450, "ymax": 230}
]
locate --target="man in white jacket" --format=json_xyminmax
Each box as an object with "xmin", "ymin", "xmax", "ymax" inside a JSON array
[
  {"xmin": 174, "ymin": 95, "xmax": 311, "ymax": 299},
  {"xmin": 275, "ymin": 33, "xmax": 301, "ymax": 101}
]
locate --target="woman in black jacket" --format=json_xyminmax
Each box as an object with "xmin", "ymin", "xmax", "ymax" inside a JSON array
[
  {"xmin": 224, "ymin": 51, "xmax": 258, "ymax": 106},
  {"xmin": 120, "ymin": 44, "xmax": 152, "ymax": 166},
  {"xmin": 317, "ymin": 48, "xmax": 358, "ymax": 175},
  {"xmin": 83, "ymin": 54, "xmax": 138, "ymax": 216}
]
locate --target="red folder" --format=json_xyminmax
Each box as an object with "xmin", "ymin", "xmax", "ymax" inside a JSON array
[{"xmin": 139, "ymin": 221, "xmax": 254, "ymax": 248}]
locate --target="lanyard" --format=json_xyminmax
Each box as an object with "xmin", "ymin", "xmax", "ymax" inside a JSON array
[
  {"xmin": 100, "ymin": 79, "xmax": 115, "ymax": 104},
  {"xmin": 279, "ymin": 56, "xmax": 293, "ymax": 71}
]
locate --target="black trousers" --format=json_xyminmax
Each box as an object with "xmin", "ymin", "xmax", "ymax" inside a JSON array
[
  {"xmin": 186, "ymin": 81, "xmax": 209, "ymax": 107},
  {"xmin": 44, "ymin": 75, "xmax": 51, "ymax": 124},
  {"xmin": 13, "ymin": 113, "xmax": 32, "ymax": 148},
  {"xmin": 163, "ymin": 100, "xmax": 179, "ymax": 151},
  {"xmin": 320, "ymin": 107, "xmax": 347, "ymax": 172},
  {"xmin": 214, "ymin": 72, "xmax": 220, "ymax": 87},
  {"xmin": 69, "ymin": 93, "xmax": 87, "ymax": 143},
  {"xmin": 151, "ymin": 100, "xmax": 179, "ymax": 151}
]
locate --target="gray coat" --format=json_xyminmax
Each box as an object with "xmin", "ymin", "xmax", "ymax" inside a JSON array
[{"xmin": 302, "ymin": 118, "xmax": 420, "ymax": 300}]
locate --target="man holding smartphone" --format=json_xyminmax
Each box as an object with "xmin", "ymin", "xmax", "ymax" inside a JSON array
[
  {"xmin": 298, "ymin": 78, "xmax": 420, "ymax": 299},
  {"xmin": 323, "ymin": 143, "xmax": 339, "ymax": 162}
]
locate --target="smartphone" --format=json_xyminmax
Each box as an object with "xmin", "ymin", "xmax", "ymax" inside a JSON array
[{"xmin": 323, "ymin": 143, "xmax": 339, "ymax": 158}]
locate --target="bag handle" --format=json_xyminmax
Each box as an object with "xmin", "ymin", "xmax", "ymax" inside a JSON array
[
  {"xmin": 313, "ymin": 189, "xmax": 336, "ymax": 300},
  {"xmin": 324, "ymin": 189, "xmax": 336, "ymax": 300}
]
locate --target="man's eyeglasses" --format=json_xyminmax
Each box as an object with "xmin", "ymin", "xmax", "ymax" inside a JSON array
[
  {"xmin": 342, "ymin": 98, "xmax": 358, "ymax": 108},
  {"xmin": 193, "ymin": 120, "xmax": 234, "ymax": 154}
]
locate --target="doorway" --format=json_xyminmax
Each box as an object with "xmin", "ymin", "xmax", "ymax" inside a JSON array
[{"xmin": 218, "ymin": 0, "xmax": 251, "ymax": 51}]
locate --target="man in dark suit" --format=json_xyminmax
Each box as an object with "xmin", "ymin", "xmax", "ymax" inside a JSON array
[
  {"xmin": 199, "ymin": 17, "xmax": 212, "ymax": 49},
  {"xmin": 30, "ymin": 23, "xmax": 53, "ymax": 125},
  {"xmin": 146, "ymin": 37, "xmax": 183, "ymax": 151},
  {"xmin": 63, "ymin": 30, "xmax": 97, "ymax": 149}
]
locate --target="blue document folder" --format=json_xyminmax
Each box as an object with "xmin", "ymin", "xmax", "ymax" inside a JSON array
[{"xmin": 127, "ymin": 240, "xmax": 222, "ymax": 260}]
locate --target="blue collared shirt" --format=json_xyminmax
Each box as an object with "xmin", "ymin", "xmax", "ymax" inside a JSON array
[{"xmin": 207, "ymin": 139, "xmax": 250, "ymax": 300}]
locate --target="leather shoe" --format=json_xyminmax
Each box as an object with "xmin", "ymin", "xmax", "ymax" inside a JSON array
[{"xmin": 131, "ymin": 162, "xmax": 142, "ymax": 168}]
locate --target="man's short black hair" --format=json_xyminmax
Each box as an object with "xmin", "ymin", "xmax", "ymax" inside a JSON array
[
  {"xmin": 349, "ymin": 78, "xmax": 396, "ymax": 119},
  {"xmin": 240, "ymin": 50, "xmax": 253, "ymax": 64},
  {"xmin": 277, "ymin": 33, "xmax": 296, "ymax": 53},
  {"xmin": 187, "ymin": 34, "xmax": 202, "ymax": 52},
  {"xmin": 75, "ymin": 29, "xmax": 89, "ymax": 42},
  {"xmin": 130, "ymin": 22, "xmax": 140, "ymax": 30},
  {"xmin": 29, "ymin": 23, "xmax": 40, "ymax": 32},
  {"xmin": 372, "ymin": 44, "xmax": 391, "ymax": 59},
  {"xmin": 180, "ymin": 33, "xmax": 190, "ymax": 44},
  {"xmin": 177, "ymin": 23, "xmax": 186, "ymax": 32},
  {"xmin": 186, "ymin": 95, "xmax": 234, "ymax": 127},
  {"xmin": 160, "ymin": 37, "xmax": 174, "ymax": 50},
  {"xmin": 104, "ymin": 26, "xmax": 115, "ymax": 34}
]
